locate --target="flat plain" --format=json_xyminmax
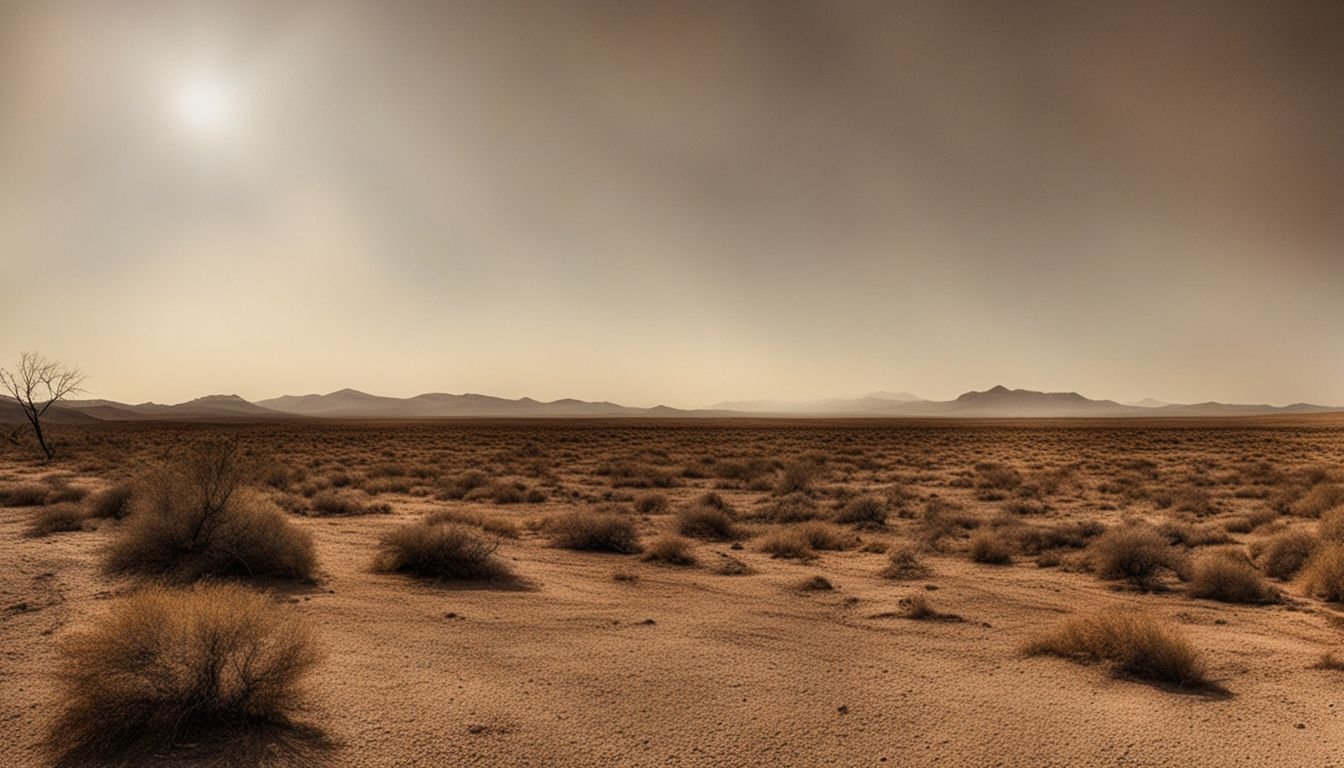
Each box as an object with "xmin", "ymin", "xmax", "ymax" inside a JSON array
[{"xmin": 3, "ymin": 417, "xmax": 1344, "ymax": 767}]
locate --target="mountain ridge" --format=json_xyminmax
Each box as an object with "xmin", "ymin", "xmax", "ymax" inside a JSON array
[{"xmin": 3, "ymin": 386, "xmax": 1337, "ymax": 423}]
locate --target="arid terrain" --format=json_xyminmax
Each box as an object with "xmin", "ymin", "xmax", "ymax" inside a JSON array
[{"xmin": 4, "ymin": 418, "xmax": 1344, "ymax": 767}]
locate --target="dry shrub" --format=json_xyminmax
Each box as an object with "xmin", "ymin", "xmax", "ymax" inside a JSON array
[
  {"xmin": 0, "ymin": 482, "xmax": 51, "ymax": 507},
  {"xmin": 917, "ymin": 499, "xmax": 979, "ymax": 550},
  {"xmin": 633, "ymin": 492, "xmax": 669, "ymax": 515},
  {"xmin": 794, "ymin": 520, "xmax": 856, "ymax": 551},
  {"xmin": 752, "ymin": 492, "xmax": 820, "ymax": 523},
  {"xmin": 25, "ymin": 503, "xmax": 88, "ymax": 537},
  {"xmin": 1158, "ymin": 519, "xmax": 1231, "ymax": 548},
  {"xmin": 641, "ymin": 534, "xmax": 697, "ymax": 565},
  {"xmin": 437, "ymin": 470, "xmax": 490, "ymax": 500},
  {"xmin": 760, "ymin": 529, "xmax": 813, "ymax": 559},
  {"xmin": 464, "ymin": 480, "xmax": 545, "ymax": 505},
  {"xmin": 974, "ymin": 463, "xmax": 1022, "ymax": 498},
  {"xmin": 547, "ymin": 511, "xmax": 641, "ymax": 553},
  {"xmin": 1089, "ymin": 524, "xmax": 1183, "ymax": 588},
  {"xmin": 1319, "ymin": 507, "xmax": 1344, "ymax": 542},
  {"xmin": 374, "ymin": 521, "xmax": 515, "ymax": 581},
  {"xmin": 834, "ymin": 495, "xmax": 886, "ymax": 527},
  {"xmin": 676, "ymin": 494, "xmax": 743, "ymax": 540},
  {"xmin": 776, "ymin": 460, "xmax": 818, "ymax": 495},
  {"xmin": 84, "ymin": 482, "xmax": 135, "ymax": 520},
  {"xmin": 1255, "ymin": 529, "xmax": 1317, "ymax": 579},
  {"xmin": 880, "ymin": 546, "xmax": 931, "ymax": 580},
  {"xmin": 1188, "ymin": 548, "xmax": 1280, "ymax": 604},
  {"xmin": 1291, "ymin": 483, "xmax": 1344, "ymax": 518},
  {"xmin": 49, "ymin": 583, "xmax": 321, "ymax": 763},
  {"xmin": 425, "ymin": 508, "xmax": 520, "ymax": 539},
  {"xmin": 795, "ymin": 575, "xmax": 833, "ymax": 591},
  {"xmin": 896, "ymin": 594, "xmax": 960, "ymax": 621},
  {"xmin": 308, "ymin": 489, "xmax": 393, "ymax": 516},
  {"xmin": 1300, "ymin": 542, "xmax": 1344, "ymax": 602},
  {"xmin": 969, "ymin": 531, "xmax": 1015, "ymax": 565},
  {"xmin": 1025, "ymin": 610, "xmax": 1210, "ymax": 688},
  {"xmin": 105, "ymin": 443, "xmax": 315, "ymax": 582},
  {"xmin": 1311, "ymin": 652, "xmax": 1344, "ymax": 671}
]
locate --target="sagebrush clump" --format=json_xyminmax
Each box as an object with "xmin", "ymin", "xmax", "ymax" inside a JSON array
[
  {"xmin": 105, "ymin": 442, "xmax": 315, "ymax": 582},
  {"xmin": 48, "ymin": 583, "xmax": 321, "ymax": 762},
  {"xmin": 1026, "ymin": 610, "xmax": 1211, "ymax": 688}
]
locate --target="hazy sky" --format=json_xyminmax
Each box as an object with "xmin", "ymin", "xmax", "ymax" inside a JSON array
[{"xmin": 2, "ymin": 1, "xmax": 1342, "ymax": 408}]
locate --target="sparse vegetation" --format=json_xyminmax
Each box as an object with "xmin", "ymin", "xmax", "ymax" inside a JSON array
[
  {"xmin": 308, "ymin": 489, "xmax": 393, "ymax": 516},
  {"xmin": 1256, "ymin": 529, "xmax": 1317, "ymax": 579},
  {"xmin": 84, "ymin": 482, "xmax": 134, "ymax": 519},
  {"xmin": 547, "ymin": 510, "xmax": 641, "ymax": 553},
  {"xmin": 1089, "ymin": 524, "xmax": 1183, "ymax": 589},
  {"xmin": 641, "ymin": 534, "xmax": 697, "ymax": 565},
  {"xmin": 1025, "ymin": 610, "xmax": 1211, "ymax": 688},
  {"xmin": 676, "ymin": 493, "xmax": 743, "ymax": 540},
  {"xmin": 105, "ymin": 442, "xmax": 316, "ymax": 582},
  {"xmin": 1187, "ymin": 548, "xmax": 1279, "ymax": 604},
  {"xmin": 48, "ymin": 583, "xmax": 321, "ymax": 762},
  {"xmin": 374, "ymin": 520, "xmax": 516, "ymax": 581},
  {"xmin": 969, "ymin": 531, "xmax": 1015, "ymax": 565},
  {"xmin": 880, "ymin": 546, "xmax": 932, "ymax": 580},
  {"xmin": 25, "ymin": 503, "xmax": 87, "ymax": 537},
  {"xmin": 834, "ymin": 495, "xmax": 886, "ymax": 527},
  {"xmin": 1300, "ymin": 542, "xmax": 1344, "ymax": 602}
]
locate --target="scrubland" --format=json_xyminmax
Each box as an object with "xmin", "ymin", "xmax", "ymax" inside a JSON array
[{"xmin": 3, "ymin": 417, "xmax": 1344, "ymax": 766}]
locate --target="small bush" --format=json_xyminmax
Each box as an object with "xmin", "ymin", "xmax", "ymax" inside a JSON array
[
  {"xmin": 712, "ymin": 553, "xmax": 752, "ymax": 575},
  {"xmin": 49, "ymin": 583, "xmax": 320, "ymax": 762},
  {"xmin": 880, "ymin": 546, "xmax": 931, "ymax": 580},
  {"xmin": 1158, "ymin": 519, "xmax": 1231, "ymax": 548},
  {"xmin": 1188, "ymin": 548, "xmax": 1279, "ymax": 604},
  {"xmin": 1257, "ymin": 529, "xmax": 1317, "ymax": 579},
  {"xmin": 969, "ymin": 531, "xmax": 1015, "ymax": 565},
  {"xmin": 1320, "ymin": 507, "xmax": 1344, "ymax": 542},
  {"xmin": 438, "ymin": 470, "xmax": 490, "ymax": 500},
  {"xmin": 776, "ymin": 460, "xmax": 817, "ymax": 495},
  {"xmin": 374, "ymin": 521, "xmax": 515, "ymax": 581},
  {"xmin": 1016, "ymin": 520, "xmax": 1104, "ymax": 555},
  {"xmin": 834, "ymin": 495, "xmax": 886, "ymax": 527},
  {"xmin": 0, "ymin": 482, "xmax": 50, "ymax": 507},
  {"xmin": 1300, "ymin": 542, "xmax": 1344, "ymax": 602},
  {"xmin": 796, "ymin": 575, "xmax": 833, "ymax": 591},
  {"xmin": 308, "ymin": 489, "xmax": 393, "ymax": 516},
  {"xmin": 633, "ymin": 492, "xmax": 669, "ymax": 515},
  {"xmin": 676, "ymin": 498, "xmax": 743, "ymax": 541},
  {"xmin": 895, "ymin": 594, "xmax": 960, "ymax": 621},
  {"xmin": 641, "ymin": 535, "xmax": 697, "ymax": 565},
  {"xmin": 25, "ymin": 503, "xmax": 88, "ymax": 537},
  {"xmin": 84, "ymin": 483, "xmax": 134, "ymax": 520},
  {"xmin": 1025, "ymin": 610, "xmax": 1210, "ymax": 688},
  {"xmin": 760, "ymin": 529, "xmax": 813, "ymax": 559},
  {"xmin": 547, "ymin": 511, "xmax": 641, "ymax": 553},
  {"xmin": 1089, "ymin": 524, "xmax": 1182, "ymax": 588},
  {"xmin": 794, "ymin": 520, "xmax": 855, "ymax": 551},
  {"xmin": 105, "ymin": 443, "xmax": 316, "ymax": 582}
]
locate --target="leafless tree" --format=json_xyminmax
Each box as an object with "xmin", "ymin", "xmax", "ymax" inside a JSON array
[{"xmin": 0, "ymin": 352, "xmax": 86, "ymax": 460}]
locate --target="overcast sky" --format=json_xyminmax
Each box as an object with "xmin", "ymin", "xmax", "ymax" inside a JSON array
[{"xmin": 2, "ymin": 0, "xmax": 1342, "ymax": 407}]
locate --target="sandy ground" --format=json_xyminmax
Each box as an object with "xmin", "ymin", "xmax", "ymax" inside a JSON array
[
  {"xmin": 3, "ymin": 420, "xmax": 1344, "ymax": 766},
  {"xmin": 3, "ymin": 501, "xmax": 1343, "ymax": 767}
]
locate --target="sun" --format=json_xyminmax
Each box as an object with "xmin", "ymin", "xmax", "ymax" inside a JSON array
[{"xmin": 175, "ymin": 77, "xmax": 232, "ymax": 135}]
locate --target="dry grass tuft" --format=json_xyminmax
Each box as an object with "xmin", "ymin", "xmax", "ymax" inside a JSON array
[
  {"xmin": 833, "ymin": 495, "xmax": 887, "ymax": 527},
  {"xmin": 633, "ymin": 492, "xmax": 669, "ymax": 515},
  {"xmin": 879, "ymin": 546, "xmax": 931, "ymax": 580},
  {"xmin": 84, "ymin": 482, "xmax": 135, "ymax": 520},
  {"xmin": 374, "ymin": 521, "xmax": 516, "ymax": 581},
  {"xmin": 25, "ymin": 503, "xmax": 88, "ymax": 537},
  {"xmin": 1300, "ymin": 542, "xmax": 1344, "ymax": 602},
  {"xmin": 795, "ymin": 575, "xmax": 834, "ymax": 591},
  {"xmin": 1025, "ymin": 610, "xmax": 1212, "ymax": 688},
  {"xmin": 0, "ymin": 482, "xmax": 51, "ymax": 507},
  {"xmin": 1188, "ymin": 548, "xmax": 1280, "ymax": 604},
  {"xmin": 105, "ymin": 443, "xmax": 316, "ymax": 582},
  {"xmin": 48, "ymin": 583, "xmax": 321, "ymax": 763},
  {"xmin": 547, "ymin": 511, "xmax": 642, "ymax": 553},
  {"xmin": 641, "ymin": 534, "xmax": 697, "ymax": 565}
]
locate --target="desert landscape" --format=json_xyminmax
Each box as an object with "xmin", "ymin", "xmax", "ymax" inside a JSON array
[
  {"xmin": 4, "ymin": 417, "xmax": 1344, "ymax": 766},
  {"xmin": 6, "ymin": 1, "xmax": 1344, "ymax": 765}
]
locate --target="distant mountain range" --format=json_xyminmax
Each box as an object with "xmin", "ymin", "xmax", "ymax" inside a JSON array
[{"xmin": 1, "ymin": 385, "xmax": 1337, "ymax": 423}]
